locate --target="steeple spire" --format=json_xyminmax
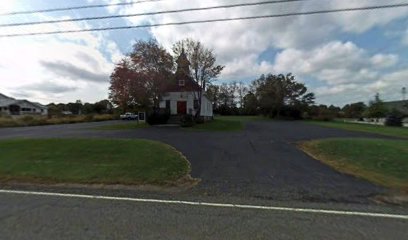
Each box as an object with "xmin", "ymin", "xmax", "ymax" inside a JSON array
[{"xmin": 175, "ymin": 48, "xmax": 190, "ymax": 79}]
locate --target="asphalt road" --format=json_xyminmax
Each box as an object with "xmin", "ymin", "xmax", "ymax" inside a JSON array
[
  {"xmin": 0, "ymin": 120, "xmax": 389, "ymax": 203},
  {"xmin": 0, "ymin": 120, "xmax": 407, "ymax": 239},
  {"xmin": 0, "ymin": 191, "xmax": 407, "ymax": 240}
]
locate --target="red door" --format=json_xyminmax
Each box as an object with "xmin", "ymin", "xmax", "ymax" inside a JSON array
[{"xmin": 177, "ymin": 101, "xmax": 187, "ymax": 115}]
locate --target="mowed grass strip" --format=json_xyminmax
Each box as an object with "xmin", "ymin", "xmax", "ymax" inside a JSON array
[
  {"xmin": 192, "ymin": 118, "xmax": 243, "ymax": 132},
  {"xmin": 94, "ymin": 122, "xmax": 149, "ymax": 130},
  {"xmin": 0, "ymin": 139, "xmax": 190, "ymax": 185},
  {"xmin": 300, "ymin": 138, "xmax": 408, "ymax": 190},
  {"xmin": 190, "ymin": 115, "xmax": 267, "ymax": 132},
  {"xmin": 307, "ymin": 121, "xmax": 408, "ymax": 139}
]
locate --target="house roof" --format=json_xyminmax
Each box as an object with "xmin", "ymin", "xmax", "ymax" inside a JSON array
[
  {"xmin": 165, "ymin": 49, "xmax": 203, "ymax": 93},
  {"xmin": 0, "ymin": 93, "xmax": 47, "ymax": 109},
  {"xmin": 384, "ymin": 100, "xmax": 408, "ymax": 114},
  {"xmin": 165, "ymin": 78, "xmax": 202, "ymax": 92},
  {"xmin": 0, "ymin": 93, "xmax": 14, "ymax": 100},
  {"xmin": 0, "ymin": 99, "xmax": 18, "ymax": 107}
]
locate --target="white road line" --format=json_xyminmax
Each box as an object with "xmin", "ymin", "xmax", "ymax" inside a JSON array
[{"xmin": 0, "ymin": 189, "xmax": 407, "ymax": 220}]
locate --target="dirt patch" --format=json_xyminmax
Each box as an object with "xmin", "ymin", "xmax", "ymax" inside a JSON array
[
  {"xmin": 373, "ymin": 191, "xmax": 408, "ymax": 206},
  {"xmin": 0, "ymin": 175, "xmax": 200, "ymax": 193}
]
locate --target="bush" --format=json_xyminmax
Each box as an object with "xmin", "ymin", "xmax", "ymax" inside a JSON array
[
  {"xmin": 147, "ymin": 109, "xmax": 170, "ymax": 125},
  {"xmin": 279, "ymin": 106, "xmax": 302, "ymax": 120},
  {"xmin": 194, "ymin": 116, "xmax": 205, "ymax": 124},
  {"xmin": 93, "ymin": 114, "xmax": 116, "ymax": 121},
  {"xmin": 385, "ymin": 109, "xmax": 403, "ymax": 127},
  {"xmin": 180, "ymin": 114, "xmax": 194, "ymax": 127},
  {"xmin": 385, "ymin": 115, "xmax": 402, "ymax": 127}
]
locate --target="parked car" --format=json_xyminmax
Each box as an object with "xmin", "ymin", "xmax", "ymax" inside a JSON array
[{"xmin": 120, "ymin": 112, "xmax": 138, "ymax": 120}]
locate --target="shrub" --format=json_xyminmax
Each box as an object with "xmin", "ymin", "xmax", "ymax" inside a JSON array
[
  {"xmin": 194, "ymin": 116, "xmax": 205, "ymax": 124},
  {"xmin": 180, "ymin": 114, "xmax": 194, "ymax": 127},
  {"xmin": 385, "ymin": 115, "xmax": 402, "ymax": 127},
  {"xmin": 279, "ymin": 106, "xmax": 302, "ymax": 120},
  {"xmin": 93, "ymin": 114, "xmax": 115, "ymax": 121},
  {"xmin": 84, "ymin": 115, "xmax": 94, "ymax": 122},
  {"xmin": 385, "ymin": 109, "xmax": 403, "ymax": 127},
  {"xmin": 147, "ymin": 109, "xmax": 170, "ymax": 125}
]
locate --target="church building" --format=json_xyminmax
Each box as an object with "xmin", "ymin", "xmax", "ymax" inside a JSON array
[{"xmin": 159, "ymin": 49, "xmax": 213, "ymax": 120}]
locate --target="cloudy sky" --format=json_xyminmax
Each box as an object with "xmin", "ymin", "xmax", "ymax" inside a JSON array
[{"xmin": 0, "ymin": 0, "xmax": 407, "ymax": 106}]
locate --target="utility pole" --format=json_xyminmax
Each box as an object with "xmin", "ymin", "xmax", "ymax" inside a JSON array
[{"xmin": 403, "ymin": 87, "xmax": 407, "ymax": 101}]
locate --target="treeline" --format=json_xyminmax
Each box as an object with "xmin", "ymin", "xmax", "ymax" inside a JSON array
[
  {"xmin": 47, "ymin": 100, "xmax": 114, "ymax": 116},
  {"xmin": 206, "ymin": 73, "xmax": 315, "ymax": 119},
  {"xmin": 305, "ymin": 93, "xmax": 406, "ymax": 123},
  {"xmin": 206, "ymin": 76, "xmax": 406, "ymax": 122}
]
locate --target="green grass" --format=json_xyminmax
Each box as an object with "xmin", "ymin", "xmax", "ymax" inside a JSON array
[
  {"xmin": 192, "ymin": 118, "xmax": 243, "ymax": 132},
  {"xmin": 215, "ymin": 115, "xmax": 269, "ymax": 122},
  {"xmin": 0, "ymin": 114, "xmax": 116, "ymax": 128},
  {"xmin": 300, "ymin": 138, "xmax": 408, "ymax": 190},
  {"xmin": 0, "ymin": 139, "xmax": 190, "ymax": 185},
  {"xmin": 307, "ymin": 120, "xmax": 408, "ymax": 139},
  {"xmin": 94, "ymin": 122, "xmax": 148, "ymax": 130},
  {"xmin": 190, "ymin": 115, "xmax": 267, "ymax": 132}
]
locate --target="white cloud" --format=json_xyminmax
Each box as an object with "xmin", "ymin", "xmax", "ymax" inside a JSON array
[
  {"xmin": 2, "ymin": 0, "xmax": 408, "ymax": 106},
  {"xmin": 270, "ymin": 40, "xmax": 405, "ymax": 105},
  {"xmin": 99, "ymin": 0, "xmax": 408, "ymax": 82},
  {"xmin": 0, "ymin": 14, "xmax": 123, "ymax": 104},
  {"xmin": 370, "ymin": 54, "xmax": 399, "ymax": 68},
  {"xmin": 272, "ymin": 41, "xmax": 393, "ymax": 84}
]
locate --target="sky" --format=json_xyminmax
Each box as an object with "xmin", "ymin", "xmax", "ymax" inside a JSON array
[{"xmin": 0, "ymin": 0, "xmax": 408, "ymax": 106}]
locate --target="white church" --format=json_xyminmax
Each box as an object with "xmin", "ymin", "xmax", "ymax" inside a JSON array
[{"xmin": 159, "ymin": 49, "xmax": 213, "ymax": 120}]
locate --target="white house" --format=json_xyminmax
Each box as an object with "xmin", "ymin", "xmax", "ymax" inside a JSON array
[
  {"xmin": 0, "ymin": 93, "xmax": 48, "ymax": 116},
  {"xmin": 159, "ymin": 49, "xmax": 213, "ymax": 120}
]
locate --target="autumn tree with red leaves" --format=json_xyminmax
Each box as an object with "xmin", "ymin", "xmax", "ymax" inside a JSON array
[{"xmin": 109, "ymin": 39, "xmax": 173, "ymax": 111}]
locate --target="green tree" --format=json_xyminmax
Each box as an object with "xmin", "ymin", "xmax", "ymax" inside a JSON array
[
  {"xmin": 366, "ymin": 93, "xmax": 388, "ymax": 120},
  {"xmin": 253, "ymin": 73, "xmax": 315, "ymax": 118},
  {"xmin": 342, "ymin": 102, "xmax": 367, "ymax": 119},
  {"xmin": 243, "ymin": 92, "xmax": 258, "ymax": 115}
]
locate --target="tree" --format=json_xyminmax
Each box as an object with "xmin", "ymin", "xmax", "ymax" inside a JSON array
[
  {"xmin": 173, "ymin": 38, "xmax": 224, "ymax": 117},
  {"xmin": 253, "ymin": 73, "xmax": 315, "ymax": 118},
  {"xmin": 342, "ymin": 102, "xmax": 366, "ymax": 119},
  {"xmin": 236, "ymin": 81, "xmax": 248, "ymax": 111},
  {"xmin": 365, "ymin": 93, "xmax": 388, "ymax": 120},
  {"xmin": 205, "ymin": 85, "xmax": 220, "ymax": 110},
  {"xmin": 109, "ymin": 39, "xmax": 173, "ymax": 111},
  {"xmin": 243, "ymin": 92, "xmax": 258, "ymax": 115}
]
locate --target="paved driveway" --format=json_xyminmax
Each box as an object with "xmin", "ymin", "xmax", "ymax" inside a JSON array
[{"xmin": 0, "ymin": 120, "xmax": 388, "ymax": 203}]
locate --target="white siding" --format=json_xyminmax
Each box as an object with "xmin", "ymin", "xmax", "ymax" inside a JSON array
[
  {"xmin": 160, "ymin": 91, "xmax": 213, "ymax": 117},
  {"xmin": 200, "ymin": 95, "xmax": 213, "ymax": 117}
]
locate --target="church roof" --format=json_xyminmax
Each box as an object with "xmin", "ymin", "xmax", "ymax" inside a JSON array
[{"xmin": 165, "ymin": 49, "xmax": 202, "ymax": 92}]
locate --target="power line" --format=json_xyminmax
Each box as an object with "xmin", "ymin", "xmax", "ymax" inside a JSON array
[
  {"xmin": 0, "ymin": 0, "xmax": 307, "ymax": 28},
  {"xmin": 1, "ymin": 3, "xmax": 408, "ymax": 38},
  {"xmin": 0, "ymin": 0, "xmax": 164, "ymax": 16}
]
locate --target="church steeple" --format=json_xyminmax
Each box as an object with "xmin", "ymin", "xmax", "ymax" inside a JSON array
[{"xmin": 175, "ymin": 48, "xmax": 191, "ymax": 79}]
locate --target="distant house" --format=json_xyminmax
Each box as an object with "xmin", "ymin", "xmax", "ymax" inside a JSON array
[
  {"xmin": 0, "ymin": 93, "xmax": 48, "ymax": 116},
  {"xmin": 384, "ymin": 100, "xmax": 408, "ymax": 115},
  {"xmin": 159, "ymin": 49, "xmax": 213, "ymax": 120}
]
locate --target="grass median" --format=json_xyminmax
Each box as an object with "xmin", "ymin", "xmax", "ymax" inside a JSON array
[
  {"xmin": 306, "ymin": 120, "xmax": 408, "ymax": 139},
  {"xmin": 93, "ymin": 122, "xmax": 149, "ymax": 130},
  {"xmin": 0, "ymin": 138, "xmax": 192, "ymax": 185},
  {"xmin": 300, "ymin": 138, "xmax": 408, "ymax": 190},
  {"xmin": 190, "ymin": 115, "xmax": 267, "ymax": 132}
]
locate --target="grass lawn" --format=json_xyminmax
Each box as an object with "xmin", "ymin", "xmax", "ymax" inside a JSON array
[
  {"xmin": 0, "ymin": 114, "xmax": 115, "ymax": 128},
  {"xmin": 0, "ymin": 139, "xmax": 191, "ymax": 185},
  {"xmin": 190, "ymin": 115, "xmax": 267, "ymax": 132},
  {"xmin": 300, "ymin": 138, "xmax": 408, "ymax": 190},
  {"xmin": 94, "ymin": 122, "xmax": 148, "ymax": 130},
  {"xmin": 306, "ymin": 120, "xmax": 408, "ymax": 139}
]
